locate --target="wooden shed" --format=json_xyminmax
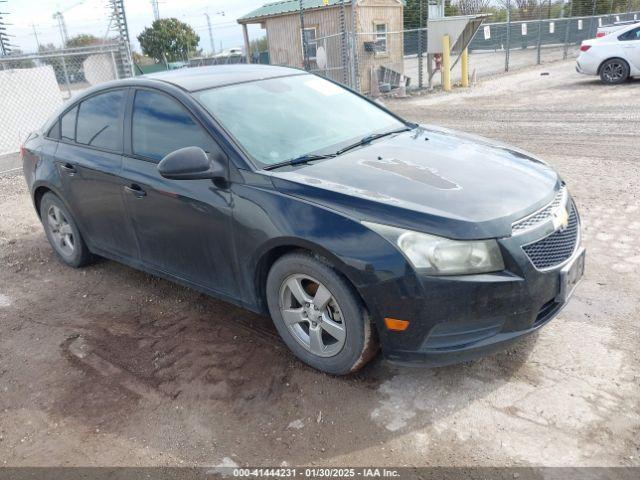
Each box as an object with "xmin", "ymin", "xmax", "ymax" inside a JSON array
[{"xmin": 237, "ymin": 0, "xmax": 406, "ymax": 93}]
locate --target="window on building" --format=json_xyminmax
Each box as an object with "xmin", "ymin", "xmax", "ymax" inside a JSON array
[
  {"xmin": 76, "ymin": 90, "xmax": 125, "ymax": 150},
  {"xmin": 132, "ymin": 89, "xmax": 213, "ymax": 162},
  {"xmin": 302, "ymin": 27, "xmax": 317, "ymax": 59},
  {"xmin": 375, "ymin": 23, "xmax": 387, "ymax": 53}
]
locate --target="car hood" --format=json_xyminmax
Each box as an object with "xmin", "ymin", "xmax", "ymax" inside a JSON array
[{"xmin": 269, "ymin": 124, "xmax": 560, "ymax": 239}]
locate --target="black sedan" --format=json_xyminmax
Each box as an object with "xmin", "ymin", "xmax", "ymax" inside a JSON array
[{"xmin": 21, "ymin": 65, "xmax": 585, "ymax": 375}]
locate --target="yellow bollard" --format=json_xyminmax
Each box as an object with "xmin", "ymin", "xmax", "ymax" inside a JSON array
[
  {"xmin": 441, "ymin": 35, "xmax": 451, "ymax": 92},
  {"xmin": 461, "ymin": 48, "xmax": 469, "ymax": 88}
]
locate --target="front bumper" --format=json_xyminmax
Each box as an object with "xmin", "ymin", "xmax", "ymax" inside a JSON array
[{"xmin": 363, "ymin": 207, "xmax": 584, "ymax": 367}]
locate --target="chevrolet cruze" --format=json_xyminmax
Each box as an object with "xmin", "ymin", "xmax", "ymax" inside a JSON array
[{"xmin": 22, "ymin": 65, "xmax": 585, "ymax": 375}]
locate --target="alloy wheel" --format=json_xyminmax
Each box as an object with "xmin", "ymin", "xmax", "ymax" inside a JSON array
[
  {"xmin": 278, "ymin": 274, "xmax": 346, "ymax": 358},
  {"xmin": 602, "ymin": 62, "xmax": 625, "ymax": 82},
  {"xmin": 47, "ymin": 205, "xmax": 75, "ymax": 256}
]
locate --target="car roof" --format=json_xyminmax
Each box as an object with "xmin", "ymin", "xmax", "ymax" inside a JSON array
[{"xmin": 144, "ymin": 64, "xmax": 306, "ymax": 92}]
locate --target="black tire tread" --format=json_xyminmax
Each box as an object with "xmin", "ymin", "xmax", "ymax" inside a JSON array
[
  {"xmin": 40, "ymin": 192, "xmax": 94, "ymax": 268},
  {"xmin": 266, "ymin": 251, "xmax": 378, "ymax": 375}
]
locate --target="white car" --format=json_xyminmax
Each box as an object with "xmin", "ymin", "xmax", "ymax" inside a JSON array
[{"xmin": 576, "ymin": 22, "xmax": 640, "ymax": 84}]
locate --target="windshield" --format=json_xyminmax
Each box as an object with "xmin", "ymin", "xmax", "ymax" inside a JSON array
[{"xmin": 195, "ymin": 74, "xmax": 405, "ymax": 167}]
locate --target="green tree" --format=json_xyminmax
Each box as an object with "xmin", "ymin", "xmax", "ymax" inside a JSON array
[
  {"xmin": 137, "ymin": 18, "xmax": 200, "ymax": 63},
  {"xmin": 66, "ymin": 34, "xmax": 104, "ymax": 48},
  {"xmin": 249, "ymin": 36, "xmax": 268, "ymax": 54}
]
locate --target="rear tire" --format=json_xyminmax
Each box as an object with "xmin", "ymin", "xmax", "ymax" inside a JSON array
[
  {"xmin": 599, "ymin": 59, "xmax": 630, "ymax": 84},
  {"xmin": 40, "ymin": 192, "xmax": 94, "ymax": 268},
  {"xmin": 266, "ymin": 252, "xmax": 377, "ymax": 375}
]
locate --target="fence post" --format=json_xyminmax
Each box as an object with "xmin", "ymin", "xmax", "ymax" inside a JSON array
[
  {"xmin": 505, "ymin": 0, "xmax": 511, "ymax": 72},
  {"xmin": 536, "ymin": 4, "xmax": 544, "ymax": 65},
  {"xmin": 299, "ymin": 0, "xmax": 310, "ymax": 71},
  {"xmin": 417, "ymin": 0, "xmax": 424, "ymax": 89},
  {"xmin": 110, "ymin": 51, "xmax": 119, "ymax": 79},
  {"xmin": 609, "ymin": 0, "xmax": 614, "ymax": 23},
  {"xmin": 589, "ymin": 0, "xmax": 597, "ymax": 37},
  {"xmin": 563, "ymin": 1, "xmax": 573, "ymax": 59},
  {"xmin": 60, "ymin": 54, "xmax": 72, "ymax": 98},
  {"xmin": 338, "ymin": 0, "xmax": 349, "ymax": 85},
  {"xmin": 350, "ymin": 0, "xmax": 360, "ymax": 92}
]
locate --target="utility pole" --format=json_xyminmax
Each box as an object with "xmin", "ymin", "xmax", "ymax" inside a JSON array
[
  {"xmin": 151, "ymin": 0, "xmax": 159, "ymax": 21},
  {"xmin": 205, "ymin": 13, "xmax": 214, "ymax": 54},
  {"xmin": 204, "ymin": 10, "xmax": 224, "ymax": 56},
  {"xmin": 107, "ymin": 0, "xmax": 133, "ymax": 77},
  {"xmin": 31, "ymin": 22, "xmax": 40, "ymax": 50},
  {"xmin": 0, "ymin": 1, "xmax": 13, "ymax": 56},
  {"xmin": 52, "ymin": 1, "xmax": 84, "ymax": 47}
]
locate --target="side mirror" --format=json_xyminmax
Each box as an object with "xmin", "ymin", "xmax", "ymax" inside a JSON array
[{"xmin": 158, "ymin": 146, "xmax": 226, "ymax": 181}]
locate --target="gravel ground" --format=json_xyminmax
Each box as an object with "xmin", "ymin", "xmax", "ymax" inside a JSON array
[{"xmin": 0, "ymin": 60, "xmax": 638, "ymax": 469}]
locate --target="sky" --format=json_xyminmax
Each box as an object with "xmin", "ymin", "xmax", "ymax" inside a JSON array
[{"xmin": 3, "ymin": 0, "xmax": 268, "ymax": 55}]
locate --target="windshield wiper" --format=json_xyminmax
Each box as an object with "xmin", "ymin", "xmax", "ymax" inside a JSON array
[
  {"xmin": 335, "ymin": 126, "xmax": 413, "ymax": 156},
  {"xmin": 263, "ymin": 153, "xmax": 336, "ymax": 171}
]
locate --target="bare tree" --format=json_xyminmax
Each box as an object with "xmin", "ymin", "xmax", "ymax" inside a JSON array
[
  {"xmin": 513, "ymin": 0, "xmax": 541, "ymax": 19},
  {"xmin": 454, "ymin": 0, "xmax": 493, "ymax": 14},
  {"xmin": 497, "ymin": 0, "xmax": 544, "ymax": 20}
]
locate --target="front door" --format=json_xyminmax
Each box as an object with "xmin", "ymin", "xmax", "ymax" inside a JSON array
[
  {"xmin": 121, "ymin": 88, "xmax": 237, "ymax": 296},
  {"xmin": 54, "ymin": 89, "xmax": 138, "ymax": 260}
]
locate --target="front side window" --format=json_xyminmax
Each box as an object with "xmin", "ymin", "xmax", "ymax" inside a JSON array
[
  {"xmin": 375, "ymin": 23, "xmax": 388, "ymax": 52},
  {"xmin": 195, "ymin": 74, "xmax": 404, "ymax": 167},
  {"xmin": 76, "ymin": 90, "xmax": 125, "ymax": 150},
  {"xmin": 60, "ymin": 106, "xmax": 77, "ymax": 142},
  {"xmin": 302, "ymin": 28, "xmax": 317, "ymax": 59},
  {"xmin": 132, "ymin": 90, "xmax": 212, "ymax": 162}
]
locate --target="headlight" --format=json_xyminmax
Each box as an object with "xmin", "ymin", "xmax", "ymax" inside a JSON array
[{"xmin": 363, "ymin": 221, "xmax": 504, "ymax": 275}]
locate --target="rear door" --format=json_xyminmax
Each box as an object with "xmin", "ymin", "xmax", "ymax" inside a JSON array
[
  {"xmin": 54, "ymin": 89, "xmax": 138, "ymax": 260},
  {"xmin": 619, "ymin": 27, "xmax": 640, "ymax": 72},
  {"xmin": 120, "ymin": 88, "xmax": 237, "ymax": 296}
]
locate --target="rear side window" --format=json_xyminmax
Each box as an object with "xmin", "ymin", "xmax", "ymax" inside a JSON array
[
  {"xmin": 619, "ymin": 27, "xmax": 640, "ymax": 41},
  {"xmin": 132, "ymin": 90, "xmax": 212, "ymax": 162},
  {"xmin": 76, "ymin": 90, "xmax": 126, "ymax": 150},
  {"xmin": 47, "ymin": 120, "xmax": 60, "ymax": 140},
  {"xmin": 60, "ymin": 107, "xmax": 77, "ymax": 142}
]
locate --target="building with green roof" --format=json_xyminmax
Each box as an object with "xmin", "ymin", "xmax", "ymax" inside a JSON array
[{"xmin": 237, "ymin": 0, "xmax": 406, "ymax": 93}]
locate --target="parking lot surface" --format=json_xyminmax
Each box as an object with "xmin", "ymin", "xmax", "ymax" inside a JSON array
[{"xmin": 0, "ymin": 60, "xmax": 638, "ymax": 468}]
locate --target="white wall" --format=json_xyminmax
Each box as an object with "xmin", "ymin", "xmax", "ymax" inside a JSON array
[{"xmin": 0, "ymin": 66, "xmax": 63, "ymax": 155}]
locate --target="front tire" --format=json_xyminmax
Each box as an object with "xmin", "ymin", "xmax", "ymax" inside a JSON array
[
  {"xmin": 40, "ymin": 192, "xmax": 94, "ymax": 268},
  {"xmin": 600, "ymin": 59, "xmax": 630, "ymax": 84},
  {"xmin": 266, "ymin": 252, "xmax": 377, "ymax": 375}
]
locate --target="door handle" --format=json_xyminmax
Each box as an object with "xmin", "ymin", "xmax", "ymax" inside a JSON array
[
  {"xmin": 124, "ymin": 184, "xmax": 146, "ymax": 198},
  {"xmin": 59, "ymin": 163, "xmax": 76, "ymax": 174}
]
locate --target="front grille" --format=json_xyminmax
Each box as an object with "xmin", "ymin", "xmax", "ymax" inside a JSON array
[
  {"xmin": 522, "ymin": 202, "xmax": 579, "ymax": 269},
  {"xmin": 512, "ymin": 186, "xmax": 567, "ymax": 234}
]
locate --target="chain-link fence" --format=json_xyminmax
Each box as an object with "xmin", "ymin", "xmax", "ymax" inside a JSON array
[
  {"xmin": 0, "ymin": 43, "xmax": 129, "ymax": 154},
  {"xmin": 289, "ymin": 2, "xmax": 640, "ymax": 95},
  {"xmin": 464, "ymin": 8, "xmax": 640, "ymax": 83}
]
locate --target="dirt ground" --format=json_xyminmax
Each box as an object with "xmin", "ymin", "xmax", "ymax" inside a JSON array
[{"xmin": 0, "ymin": 60, "xmax": 638, "ymax": 469}]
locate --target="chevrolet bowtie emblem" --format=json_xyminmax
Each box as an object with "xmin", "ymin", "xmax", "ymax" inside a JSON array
[{"xmin": 552, "ymin": 206, "xmax": 569, "ymax": 231}]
